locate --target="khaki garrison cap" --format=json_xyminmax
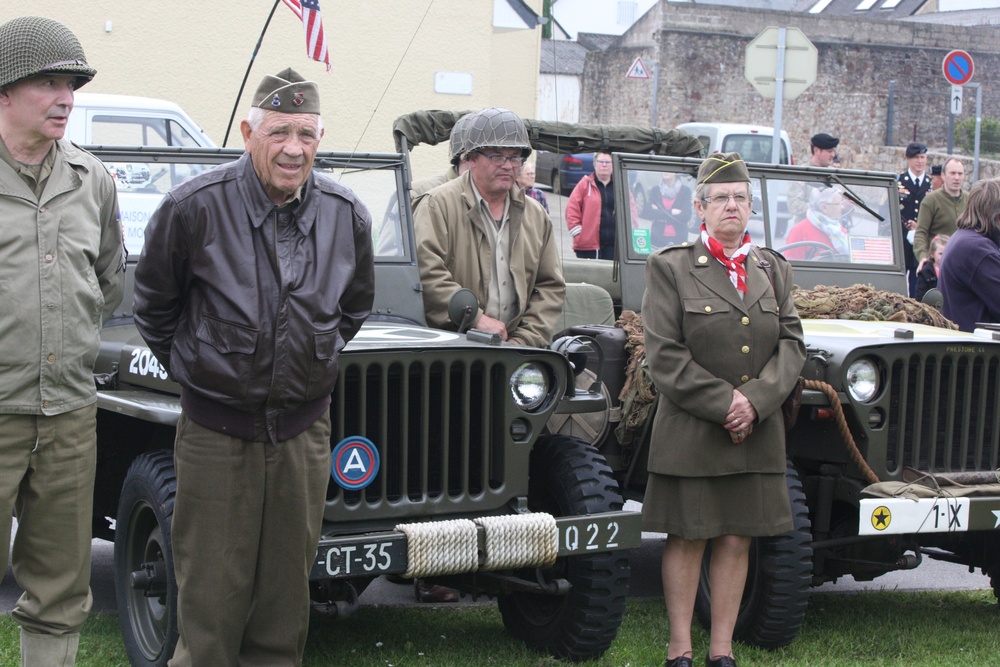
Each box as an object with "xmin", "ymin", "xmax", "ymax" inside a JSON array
[
  {"xmin": 251, "ymin": 67, "xmax": 320, "ymax": 114},
  {"xmin": 696, "ymin": 152, "xmax": 750, "ymax": 185}
]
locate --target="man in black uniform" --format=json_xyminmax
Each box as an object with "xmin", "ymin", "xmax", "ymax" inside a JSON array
[{"xmin": 898, "ymin": 141, "xmax": 931, "ymax": 297}]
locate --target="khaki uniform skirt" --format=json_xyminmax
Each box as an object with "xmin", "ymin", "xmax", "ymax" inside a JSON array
[{"xmin": 641, "ymin": 471, "xmax": 794, "ymax": 540}]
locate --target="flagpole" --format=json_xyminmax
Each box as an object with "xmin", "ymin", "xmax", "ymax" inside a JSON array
[{"xmin": 223, "ymin": 0, "xmax": 282, "ymax": 147}]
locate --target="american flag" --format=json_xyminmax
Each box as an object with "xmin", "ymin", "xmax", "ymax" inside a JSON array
[
  {"xmin": 849, "ymin": 236, "xmax": 893, "ymax": 264},
  {"xmin": 282, "ymin": 0, "xmax": 331, "ymax": 71}
]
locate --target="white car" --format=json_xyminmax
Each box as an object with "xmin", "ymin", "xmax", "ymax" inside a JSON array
[{"xmin": 675, "ymin": 121, "xmax": 793, "ymax": 165}]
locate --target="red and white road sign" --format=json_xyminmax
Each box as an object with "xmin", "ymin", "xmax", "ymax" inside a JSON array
[{"xmin": 626, "ymin": 57, "xmax": 650, "ymax": 80}]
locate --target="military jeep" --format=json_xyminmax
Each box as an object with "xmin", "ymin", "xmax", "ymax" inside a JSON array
[
  {"xmin": 567, "ymin": 151, "xmax": 1000, "ymax": 648},
  {"xmin": 393, "ymin": 112, "xmax": 1000, "ymax": 650},
  {"xmin": 88, "ymin": 145, "xmax": 642, "ymax": 666}
]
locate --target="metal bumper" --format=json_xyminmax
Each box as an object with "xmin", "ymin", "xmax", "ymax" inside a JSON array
[{"xmin": 310, "ymin": 510, "xmax": 642, "ymax": 580}]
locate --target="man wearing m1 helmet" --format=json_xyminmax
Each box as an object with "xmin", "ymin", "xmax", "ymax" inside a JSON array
[
  {"xmin": 413, "ymin": 107, "xmax": 565, "ymax": 347},
  {"xmin": 0, "ymin": 16, "xmax": 97, "ymax": 90},
  {"xmin": 0, "ymin": 16, "xmax": 124, "ymax": 667}
]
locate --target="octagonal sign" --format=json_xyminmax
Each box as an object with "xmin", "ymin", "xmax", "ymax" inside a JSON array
[{"xmin": 745, "ymin": 27, "xmax": 818, "ymax": 101}]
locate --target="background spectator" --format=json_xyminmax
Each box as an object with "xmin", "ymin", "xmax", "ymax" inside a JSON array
[
  {"xmin": 517, "ymin": 161, "xmax": 549, "ymax": 212},
  {"xmin": 784, "ymin": 187, "xmax": 849, "ymax": 261},
  {"xmin": 939, "ymin": 179, "xmax": 1000, "ymax": 332},
  {"xmin": 915, "ymin": 234, "xmax": 949, "ymax": 302},
  {"xmin": 783, "ymin": 132, "xmax": 839, "ymax": 235},
  {"xmin": 914, "ymin": 157, "xmax": 967, "ymax": 265},
  {"xmin": 898, "ymin": 142, "xmax": 931, "ymax": 297},
  {"xmin": 644, "ymin": 171, "xmax": 692, "ymax": 248}
]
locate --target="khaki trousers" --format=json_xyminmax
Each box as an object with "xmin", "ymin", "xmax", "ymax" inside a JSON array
[
  {"xmin": 168, "ymin": 412, "xmax": 331, "ymax": 667},
  {"xmin": 0, "ymin": 406, "xmax": 97, "ymax": 636}
]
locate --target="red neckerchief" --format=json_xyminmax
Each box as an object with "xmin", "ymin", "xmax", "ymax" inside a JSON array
[{"xmin": 700, "ymin": 224, "xmax": 751, "ymax": 293}]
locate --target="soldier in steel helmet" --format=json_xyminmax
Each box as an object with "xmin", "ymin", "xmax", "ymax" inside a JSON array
[
  {"xmin": 0, "ymin": 15, "xmax": 125, "ymax": 666},
  {"xmin": 410, "ymin": 111, "xmax": 474, "ymax": 200},
  {"xmin": 413, "ymin": 107, "xmax": 565, "ymax": 346}
]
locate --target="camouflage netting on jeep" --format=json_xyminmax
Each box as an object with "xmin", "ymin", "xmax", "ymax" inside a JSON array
[
  {"xmin": 613, "ymin": 286, "xmax": 958, "ymax": 448},
  {"xmin": 793, "ymin": 284, "xmax": 957, "ymax": 330},
  {"xmin": 615, "ymin": 311, "xmax": 655, "ymax": 457}
]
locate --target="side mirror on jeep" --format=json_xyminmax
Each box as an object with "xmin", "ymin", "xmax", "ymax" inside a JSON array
[{"xmin": 448, "ymin": 288, "xmax": 479, "ymax": 332}]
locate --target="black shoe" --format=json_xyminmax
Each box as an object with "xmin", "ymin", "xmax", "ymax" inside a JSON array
[
  {"xmin": 414, "ymin": 580, "xmax": 459, "ymax": 603},
  {"xmin": 706, "ymin": 655, "xmax": 737, "ymax": 667},
  {"xmin": 665, "ymin": 656, "xmax": 693, "ymax": 667}
]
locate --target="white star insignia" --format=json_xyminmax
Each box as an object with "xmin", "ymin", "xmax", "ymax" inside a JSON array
[{"xmin": 993, "ymin": 510, "xmax": 1000, "ymax": 529}]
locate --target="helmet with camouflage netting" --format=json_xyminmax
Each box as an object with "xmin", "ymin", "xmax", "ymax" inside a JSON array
[
  {"xmin": 462, "ymin": 107, "xmax": 532, "ymax": 161},
  {"xmin": 0, "ymin": 16, "xmax": 96, "ymax": 90},
  {"xmin": 449, "ymin": 113, "xmax": 473, "ymax": 165}
]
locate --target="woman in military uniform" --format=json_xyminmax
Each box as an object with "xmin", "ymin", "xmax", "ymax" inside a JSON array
[{"xmin": 641, "ymin": 153, "xmax": 806, "ymax": 667}]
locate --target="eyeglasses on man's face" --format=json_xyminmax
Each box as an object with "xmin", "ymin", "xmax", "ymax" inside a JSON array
[
  {"xmin": 594, "ymin": 159, "xmax": 613, "ymax": 165},
  {"xmin": 702, "ymin": 193, "xmax": 752, "ymax": 207},
  {"xmin": 481, "ymin": 153, "xmax": 524, "ymax": 167}
]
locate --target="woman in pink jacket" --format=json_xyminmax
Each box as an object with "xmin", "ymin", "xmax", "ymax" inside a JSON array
[{"xmin": 565, "ymin": 151, "xmax": 637, "ymax": 259}]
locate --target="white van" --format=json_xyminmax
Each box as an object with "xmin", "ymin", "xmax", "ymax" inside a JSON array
[
  {"xmin": 68, "ymin": 93, "xmax": 217, "ymax": 257},
  {"xmin": 675, "ymin": 122, "xmax": 793, "ymax": 165},
  {"xmin": 68, "ymin": 92, "xmax": 216, "ymax": 148}
]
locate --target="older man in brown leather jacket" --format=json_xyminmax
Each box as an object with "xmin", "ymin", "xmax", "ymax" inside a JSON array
[{"xmin": 134, "ymin": 68, "xmax": 374, "ymax": 666}]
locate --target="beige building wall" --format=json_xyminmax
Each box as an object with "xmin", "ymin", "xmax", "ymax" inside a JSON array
[{"xmin": 0, "ymin": 1, "xmax": 543, "ymax": 180}]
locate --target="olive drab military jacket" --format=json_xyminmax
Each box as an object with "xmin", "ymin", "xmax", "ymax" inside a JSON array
[
  {"xmin": 0, "ymin": 139, "xmax": 124, "ymax": 416},
  {"xmin": 641, "ymin": 242, "xmax": 806, "ymax": 477}
]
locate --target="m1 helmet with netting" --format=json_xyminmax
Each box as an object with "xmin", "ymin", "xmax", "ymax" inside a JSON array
[
  {"xmin": 462, "ymin": 107, "xmax": 532, "ymax": 160},
  {"xmin": 0, "ymin": 16, "xmax": 96, "ymax": 90},
  {"xmin": 449, "ymin": 113, "xmax": 473, "ymax": 165}
]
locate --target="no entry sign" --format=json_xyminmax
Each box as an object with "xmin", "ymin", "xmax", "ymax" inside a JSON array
[{"xmin": 942, "ymin": 50, "xmax": 974, "ymax": 86}]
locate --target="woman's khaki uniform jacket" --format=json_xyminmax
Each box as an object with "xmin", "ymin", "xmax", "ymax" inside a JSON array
[
  {"xmin": 642, "ymin": 242, "xmax": 805, "ymax": 477},
  {"xmin": 0, "ymin": 139, "xmax": 124, "ymax": 415},
  {"xmin": 413, "ymin": 170, "xmax": 565, "ymax": 347}
]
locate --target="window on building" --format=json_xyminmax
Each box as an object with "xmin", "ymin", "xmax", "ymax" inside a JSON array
[
  {"xmin": 855, "ymin": 0, "xmax": 879, "ymax": 10},
  {"xmin": 618, "ymin": 1, "xmax": 637, "ymax": 25},
  {"xmin": 808, "ymin": 0, "xmax": 834, "ymax": 13}
]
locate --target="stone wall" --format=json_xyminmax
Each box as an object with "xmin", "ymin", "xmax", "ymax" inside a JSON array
[{"xmin": 582, "ymin": 1, "xmax": 1000, "ymax": 173}]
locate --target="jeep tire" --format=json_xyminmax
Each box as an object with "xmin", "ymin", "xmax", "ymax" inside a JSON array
[
  {"xmin": 497, "ymin": 434, "xmax": 630, "ymax": 661},
  {"xmin": 115, "ymin": 450, "xmax": 179, "ymax": 667},
  {"xmin": 694, "ymin": 460, "xmax": 813, "ymax": 649}
]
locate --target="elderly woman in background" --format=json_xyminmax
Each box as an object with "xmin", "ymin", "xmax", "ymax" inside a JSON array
[
  {"xmin": 784, "ymin": 186, "xmax": 850, "ymax": 260},
  {"xmin": 517, "ymin": 161, "xmax": 549, "ymax": 213},
  {"xmin": 641, "ymin": 153, "xmax": 806, "ymax": 667},
  {"xmin": 939, "ymin": 178, "xmax": 1000, "ymax": 332}
]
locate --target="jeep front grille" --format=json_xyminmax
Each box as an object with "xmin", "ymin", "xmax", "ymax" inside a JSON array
[
  {"xmin": 327, "ymin": 356, "xmax": 510, "ymax": 517},
  {"xmin": 886, "ymin": 352, "xmax": 1000, "ymax": 474}
]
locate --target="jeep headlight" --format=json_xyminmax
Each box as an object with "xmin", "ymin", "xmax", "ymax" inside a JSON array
[
  {"xmin": 510, "ymin": 362, "xmax": 549, "ymax": 411},
  {"xmin": 846, "ymin": 358, "xmax": 879, "ymax": 403}
]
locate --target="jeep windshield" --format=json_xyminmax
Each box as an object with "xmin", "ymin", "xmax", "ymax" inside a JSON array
[
  {"xmin": 612, "ymin": 154, "xmax": 907, "ymax": 308},
  {"xmin": 91, "ymin": 145, "xmax": 422, "ymax": 324}
]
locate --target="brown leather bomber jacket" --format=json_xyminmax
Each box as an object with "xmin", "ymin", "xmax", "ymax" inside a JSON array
[{"xmin": 133, "ymin": 153, "xmax": 374, "ymax": 442}]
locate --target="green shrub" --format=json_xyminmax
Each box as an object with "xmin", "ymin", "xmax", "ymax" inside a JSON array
[{"xmin": 956, "ymin": 117, "xmax": 1000, "ymax": 155}]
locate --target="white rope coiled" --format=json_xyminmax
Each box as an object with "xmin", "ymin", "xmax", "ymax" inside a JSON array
[
  {"xmin": 395, "ymin": 519, "xmax": 478, "ymax": 579},
  {"xmin": 474, "ymin": 512, "xmax": 558, "ymax": 571}
]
